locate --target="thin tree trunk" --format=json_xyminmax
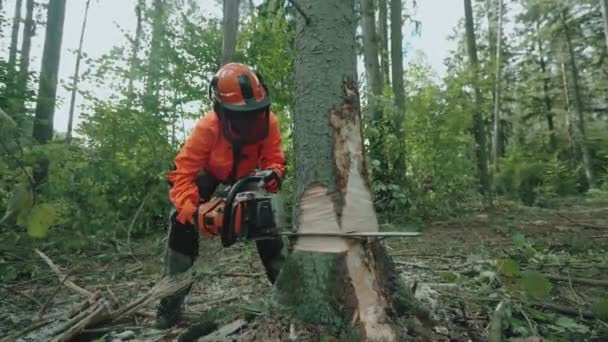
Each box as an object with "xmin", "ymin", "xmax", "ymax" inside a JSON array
[
  {"xmin": 221, "ymin": 0, "xmax": 239, "ymax": 65},
  {"xmin": 361, "ymin": 0, "xmax": 382, "ymax": 116},
  {"xmin": 378, "ymin": 0, "xmax": 390, "ymax": 86},
  {"xmin": 66, "ymin": 0, "xmax": 91, "ymax": 144},
  {"xmin": 127, "ymin": 0, "xmax": 144, "ymax": 97},
  {"xmin": 390, "ymin": 0, "xmax": 405, "ymax": 177},
  {"xmin": 536, "ymin": 22, "xmax": 556, "ymax": 151},
  {"xmin": 601, "ymin": 0, "xmax": 608, "ymax": 54},
  {"xmin": 144, "ymin": 0, "xmax": 165, "ymax": 114},
  {"xmin": 464, "ymin": 0, "xmax": 491, "ymax": 201},
  {"xmin": 492, "ymin": 0, "xmax": 503, "ymax": 169},
  {"xmin": 560, "ymin": 10, "xmax": 594, "ymax": 187},
  {"xmin": 32, "ymin": 0, "xmax": 67, "ymax": 185},
  {"xmin": 12, "ymin": 0, "xmax": 34, "ymax": 126},
  {"xmin": 561, "ymin": 62, "xmax": 575, "ymax": 154},
  {"xmin": 7, "ymin": 0, "xmax": 23, "ymax": 77},
  {"xmin": 274, "ymin": 0, "xmax": 422, "ymax": 339}
]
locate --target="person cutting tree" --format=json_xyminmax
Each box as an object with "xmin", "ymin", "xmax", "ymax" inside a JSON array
[{"xmin": 156, "ymin": 63, "xmax": 287, "ymax": 329}]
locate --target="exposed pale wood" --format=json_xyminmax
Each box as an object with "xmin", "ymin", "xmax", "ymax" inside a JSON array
[{"xmin": 35, "ymin": 249, "xmax": 94, "ymax": 298}]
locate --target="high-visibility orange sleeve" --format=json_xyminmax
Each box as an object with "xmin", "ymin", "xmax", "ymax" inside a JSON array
[
  {"xmin": 168, "ymin": 115, "xmax": 218, "ymax": 224},
  {"xmin": 259, "ymin": 113, "xmax": 286, "ymax": 185}
]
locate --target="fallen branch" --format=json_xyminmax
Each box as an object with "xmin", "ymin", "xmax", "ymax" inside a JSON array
[
  {"xmin": 200, "ymin": 271, "xmax": 264, "ymax": 278},
  {"xmin": 556, "ymin": 213, "xmax": 608, "ymax": 230},
  {"xmin": 189, "ymin": 294, "xmax": 241, "ymax": 306},
  {"xmin": 35, "ymin": 249, "xmax": 93, "ymax": 298},
  {"xmin": 54, "ymin": 302, "xmax": 110, "ymax": 342},
  {"xmin": 532, "ymin": 301, "xmax": 594, "ymax": 319},
  {"xmin": 1, "ymin": 285, "xmax": 42, "ymax": 308},
  {"xmin": 458, "ymin": 301, "xmax": 480, "ymax": 342},
  {"xmin": 546, "ymin": 274, "xmax": 608, "ymax": 287}
]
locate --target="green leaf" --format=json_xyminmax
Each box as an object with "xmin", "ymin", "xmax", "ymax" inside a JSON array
[
  {"xmin": 512, "ymin": 233, "xmax": 526, "ymax": 249},
  {"xmin": 497, "ymin": 259, "xmax": 521, "ymax": 277},
  {"xmin": 0, "ymin": 183, "xmax": 33, "ymax": 225},
  {"xmin": 554, "ymin": 316, "xmax": 589, "ymax": 333},
  {"xmin": 592, "ymin": 299, "xmax": 608, "ymax": 320},
  {"xmin": 521, "ymin": 271, "xmax": 552, "ymax": 298},
  {"xmin": 27, "ymin": 204, "xmax": 57, "ymax": 239}
]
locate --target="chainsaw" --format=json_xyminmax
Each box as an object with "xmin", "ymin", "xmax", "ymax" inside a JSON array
[
  {"xmin": 196, "ymin": 173, "xmax": 422, "ymax": 248},
  {"xmin": 196, "ymin": 172, "xmax": 280, "ymax": 247}
]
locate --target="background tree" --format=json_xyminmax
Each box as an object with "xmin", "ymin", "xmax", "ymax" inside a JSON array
[
  {"xmin": 31, "ymin": 0, "xmax": 67, "ymax": 184},
  {"xmin": 66, "ymin": 0, "xmax": 91, "ymax": 144},
  {"xmin": 11, "ymin": 0, "xmax": 34, "ymax": 128},
  {"xmin": 6, "ymin": 0, "xmax": 23, "ymax": 83},
  {"xmin": 492, "ymin": 0, "xmax": 504, "ymax": 169},
  {"xmin": 464, "ymin": 0, "xmax": 491, "ymax": 201},
  {"xmin": 390, "ymin": 0, "xmax": 405, "ymax": 178},
  {"xmin": 222, "ymin": 0, "xmax": 239, "ymax": 65},
  {"xmin": 378, "ymin": 0, "xmax": 389, "ymax": 86}
]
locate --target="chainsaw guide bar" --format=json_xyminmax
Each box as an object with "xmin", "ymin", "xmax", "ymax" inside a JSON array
[{"xmin": 249, "ymin": 231, "xmax": 422, "ymax": 240}]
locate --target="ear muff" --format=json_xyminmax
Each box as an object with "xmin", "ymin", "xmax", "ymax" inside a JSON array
[
  {"xmin": 253, "ymin": 71, "xmax": 269, "ymax": 97},
  {"xmin": 208, "ymin": 76, "xmax": 219, "ymax": 103}
]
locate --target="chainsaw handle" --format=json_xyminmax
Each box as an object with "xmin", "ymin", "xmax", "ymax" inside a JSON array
[{"xmin": 221, "ymin": 175, "xmax": 264, "ymax": 247}]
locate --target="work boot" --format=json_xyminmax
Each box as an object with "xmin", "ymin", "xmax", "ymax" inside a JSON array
[{"xmin": 156, "ymin": 249, "xmax": 195, "ymax": 329}]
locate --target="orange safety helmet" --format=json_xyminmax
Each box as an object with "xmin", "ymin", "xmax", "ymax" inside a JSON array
[{"xmin": 209, "ymin": 63, "xmax": 271, "ymax": 145}]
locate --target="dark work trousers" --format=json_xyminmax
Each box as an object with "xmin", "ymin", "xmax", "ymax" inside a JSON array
[{"xmin": 166, "ymin": 170, "xmax": 284, "ymax": 283}]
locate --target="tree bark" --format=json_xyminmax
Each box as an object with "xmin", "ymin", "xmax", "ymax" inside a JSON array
[
  {"xmin": 273, "ymin": 0, "xmax": 419, "ymax": 339},
  {"xmin": 492, "ymin": 0, "xmax": 503, "ymax": 169},
  {"xmin": 7, "ymin": 0, "xmax": 23, "ymax": 78},
  {"xmin": 144, "ymin": 0, "xmax": 165, "ymax": 114},
  {"xmin": 601, "ymin": 0, "xmax": 608, "ymax": 55},
  {"xmin": 561, "ymin": 62, "xmax": 575, "ymax": 155},
  {"xmin": 560, "ymin": 10, "xmax": 594, "ymax": 187},
  {"xmin": 464, "ymin": 0, "xmax": 491, "ymax": 201},
  {"xmin": 66, "ymin": 0, "xmax": 91, "ymax": 144},
  {"xmin": 221, "ymin": 0, "xmax": 239, "ymax": 65},
  {"xmin": 378, "ymin": 0, "xmax": 390, "ymax": 86},
  {"xmin": 390, "ymin": 0, "xmax": 405, "ymax": 177},
  {"xmin": 32, "ymin": 0, "xmax": 66, "ymax": 186},
  {"xmin": 361, "ymin": 0, "xmax": 382, "ymax": 118},
  {"xmin": 127, "ymin": 0, "xmax": 144, "ymax": 97},
  {"xmin": 12, "ymin": 0, "xmax": 34, "ymax": 125},
  {"xmin": 32, "ymin": 0, "xmax": 67, "ymax": 145},
  {"xmin": 536, "ymin": 22, "xmax": 556, "ymax": 151}
]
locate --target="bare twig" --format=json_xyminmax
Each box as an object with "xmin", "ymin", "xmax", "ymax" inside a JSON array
[
  {"xmin": 546, "ymin": 274, "xmax": 608, "ymax": 287},
  {"xmin": 189, "ymin": 294, "xmax": 241, "ymax": 306},
  {"xmin": 126, "ymin": 192, "xmax": 149, "ymax": 258},
  {"xmin": 0, "ymin": 317, "xmax": 53, "ymax": 342},
  {"xmin": 556, "ymin": 212, "xmax": 608, "ymax": 230},
  {"xmin": 35, "ymin": 249, "xmax": 94, "ymax": 298},
  {"xmin": 38, "ymin": 271, "xmax": 73, "ymax": 319},
  {"xmin": 1, "ymin": 285, "xmax": 42, "ymax": 308},
  {"xmin": 532, "ymin": 301, "xmax": 594, "ymax": 319},
  {"xmin": 54, "ymin": 302, "xmax": 110, "ymax": 342},
  {"xmin": 458, "ymin": 301, "xmax": 480, "ymax": 342},
  {"xmin": 200, "ymin": 271, "xmax": 264, "ymax": 278}
]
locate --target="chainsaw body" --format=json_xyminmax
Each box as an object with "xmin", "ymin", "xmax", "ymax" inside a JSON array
[{"xmin": 196, "ymin": 175, "xmax": 280, "ymax": 247}]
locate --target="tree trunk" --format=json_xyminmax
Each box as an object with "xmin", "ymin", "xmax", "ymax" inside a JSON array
[
  {"xmin": 390, "ymin": 0, "xmax": 405, "ymax": 177},
  {"xmin": 560, "ymin": 10, "xmax": 594, "ymax": 187},
  {"xmin": 32, "ymin": 0, "xmax": 66, "ymax": 145},
  {"xmin": 361, "ymin": 0, "xmax": 382, "ymax": 118},
  {"xmin": 127, "ymin": 0, "xmax": 144, "ymax": 97},
  {"xmin": 12, "ymin": 0, "xmax": 34, "ymax": 126},
  {"xmin": 561, "ymin": 62, "xmax": 575, "ymax": 155},
  {"xmin": 32, "ymin": 0, "xmax": 66, "ymax": 186},
  {"xmin": 273, "ymin": 0, "xmax": 420, "ymax": 339},
  {"xmin": 221, "ymin": 0, "xmax": 239, "ymax": 65},
  {"xmin": 464, "ymin": 0, "xmax": 491, "ymax": 201},
  {"xmin": 601, "ymin": 0, "xmax": 608, "ymax": 54},
  {"xmin": 66, "ymin": 0, "xmax": 91, "ymax": 144},
  {"xmin": 536, "ymin": 22, "xmax": 556, "ymax": 151},
  {"xmin": 492, "ymin": 0, "xmax": 503, "ymax": 169},
  {"xmin": 144, "ymin": 0, "xmax": 165, "ymax": 114},
  {"xmin": 378, "ymin": 0, "xmax": 390, "ymax": 86},
  {"xmin": 7, "ymin": 0, "xmax": 23, "ymax": 78}
]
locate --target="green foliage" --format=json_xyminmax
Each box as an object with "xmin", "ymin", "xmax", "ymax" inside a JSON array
[
  {"xmin": 520, "ymin": 271, "xmax": 552, "ymax": 299},
  {"xmin": 592, "ymin": 299, "xmax": 608, "ymax": 320}
]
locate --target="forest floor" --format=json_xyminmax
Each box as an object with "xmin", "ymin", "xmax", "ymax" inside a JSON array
[{"xmin": 1, "ymin": 197, "xmax": 608, "ymax": 341}]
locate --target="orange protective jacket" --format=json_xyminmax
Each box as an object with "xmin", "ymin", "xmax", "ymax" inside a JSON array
[{"xmin": 168, "ymin": 111, "xmax": 286, "ymax": 224}]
